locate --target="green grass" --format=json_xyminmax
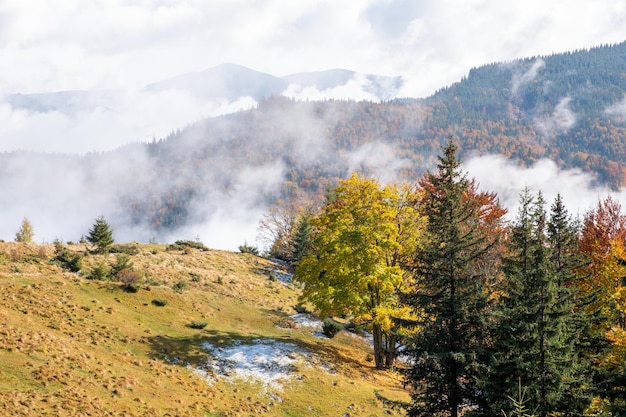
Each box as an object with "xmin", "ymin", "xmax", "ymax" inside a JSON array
[{"xmin": 0, "ymin": 242, "xmax": 409, "ymax": 416}]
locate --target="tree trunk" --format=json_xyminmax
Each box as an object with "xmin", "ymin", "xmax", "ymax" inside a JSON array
[
  {"xmin": 372, "ymin": 323, "xmax": 384, "ymax": 369},
  {"xmin": 384, "ymin": 331, "xmax": 397, "ymax": 368}
]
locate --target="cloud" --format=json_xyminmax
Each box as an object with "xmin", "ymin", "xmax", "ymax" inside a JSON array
[
  {"xmin": 2, "ymin": 0, "xmax": 626, "ymax": 101},
  {"xmin": 282, "ymin": 74, "xmax": 380, "ymax": 102},
  {"xmin": 346, "ymin": 142, "xmax": 411, "ymax": 184},
  {"xmin": 0, "ymin": 89, "xmax": 256, "ymax": 153},
  {"xmin": 534, "ymin": 96, "xmax": 577, "ymax": 139},
  {"xmin": 605, "ymin": 95, "xmax": 626, "ymax": 119},
  {"xmin": 510, "ymin": 58, "xmax": 545, "ymax": 94},
  {"xmin": 462, "ymin": 154, "xmax": 626, "ymax": 219}
]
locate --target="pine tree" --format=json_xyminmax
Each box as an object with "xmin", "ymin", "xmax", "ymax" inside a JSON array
[
  {"xmin": 15, "ymin": 217, "xmax": 34, "ymax": 243},
  {"xmin": 404, "ymin": 140, "xmax": 504, "ymax": 417},
  {"xmin": 482, "ymin": 191, "xmax": 590, "ymax": 417},
  {"xmin": 87, "ymin": 216, "xmax": 114, "ymax": 254}
]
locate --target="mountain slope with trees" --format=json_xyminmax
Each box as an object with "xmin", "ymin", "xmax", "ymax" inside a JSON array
[{"xmin": 1, "ymin": 42, "xmax": 626, "ymax": 242}]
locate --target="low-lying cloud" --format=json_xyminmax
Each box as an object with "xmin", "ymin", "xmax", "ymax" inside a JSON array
[
  {"xmin": 463, "ymin": 154, "xmax": 626, "ymax": 219},
  {"xmin": 0, "ymin": 89, "xmax": 257, "ymax": 153}
]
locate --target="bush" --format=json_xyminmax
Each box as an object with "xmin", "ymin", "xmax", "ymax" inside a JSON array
[
  {"xmin": 189, "ymin": 320, "xmax": 208, "ymax": 329},
  {"xmin": 322, "ymin": 318, "xmax": 343, "ymax": 338},
  {"xmin": 151, "ymin": 298, "xmax": 168, "ymax": 307},
  {"xmin": 293, "ymin": 304, "xmax": 309, "ymax": 314},
  {"xmin": 238, "ymin": 242, "xmax": 259, "ymax": 255},
  {"xmin": 111, "ymin": 253, "xmax": 134, "ymax": 276},
  {"xmin": 344, "ymin": 320, "xmax": 366, "ymax": 335},
  {"xmin": 110, "ymin": 244, "xmax": 140, "ymax": 255},
  {"xmin": 51, "ymin": 241, "xmax": 83, "ymax": 272},
  {"xmin": 172, "ymin": 280, "xmax": 187, "ymax": 293},
  {"xmin": 117, "ymin": 268, "xmax": 140, "ymax": 292},
  {"xmin": 89, "ymin": 263, "xmax": 110, "ymax": 281},
  {"xmin": 166, "ymin": 240, "xmax": 208, "ymax": 252}
]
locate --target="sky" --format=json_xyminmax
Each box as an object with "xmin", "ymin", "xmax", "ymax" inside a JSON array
[
  {"xmin": 1, "ymin": 0, "xmax": 626, "ymax": 153},
  {"xmin": 1, "ymin": 0, "xmax": 626, "ymax": 249}
]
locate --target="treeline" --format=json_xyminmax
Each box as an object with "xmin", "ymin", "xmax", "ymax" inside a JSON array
[{"xmin": 274, "ymin": 141, "xmax": 626, "ymax": 416}]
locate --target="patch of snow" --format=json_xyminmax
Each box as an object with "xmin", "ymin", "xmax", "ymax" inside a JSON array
[
  {"xmin": 197, "ymin": 339, "xmax": 310, "ymax": 391},
  {"xmin": 290, "ymin": 313, "xmax": 323, "ymax": 330},
  {"xmin": 269, "ymin": 259, "xmax": 294, "ymax": 283}
]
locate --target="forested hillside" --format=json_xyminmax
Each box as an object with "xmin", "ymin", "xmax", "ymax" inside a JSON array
[
  {"xmin": 1, "ymin": 42, "xmax": 625, "ymax": 240},
  {"xmin": 133, "ymin": 41, "xmax": 626, "ymax": 232}
]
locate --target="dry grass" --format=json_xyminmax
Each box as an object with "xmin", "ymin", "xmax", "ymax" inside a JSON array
[{"xmin": 0, "ymin": 242, "xmax": 408, "ymax": 416}]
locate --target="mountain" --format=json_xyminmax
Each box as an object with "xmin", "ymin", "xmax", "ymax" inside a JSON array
[
  {"xmin": 145, "ymin": 63, "xmax": 404, "ymax": 101},
  {"xmin": 5, "ymin": 90, "xmax": 117, "ymax": 115},
  {"xmin": 4, "ymin": 64, "xmax": 403, "ymax": 117},
  {"xmin": 144, "ymin": 63, "xmax": 287, "ymax": 101},
  {"xmin": 1, "ymin": 43, "xmax": 625, "ymax": 245}
]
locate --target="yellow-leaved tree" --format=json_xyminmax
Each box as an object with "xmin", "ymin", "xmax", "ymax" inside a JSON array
[{"xmin": 295, "ymin": 173, "xmax": 425, "ymax": 369}]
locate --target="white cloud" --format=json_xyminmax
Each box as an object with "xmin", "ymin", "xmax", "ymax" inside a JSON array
[
  {"xmin": 534, "ymin": 96, "xmax": 577, "ymax": 139},
  {"xmin": 463, "ymin": 154, "xmax": 626, "ymax": 220},
  {"xmin": 511, "ymin": 59, "xmax": 545, "ymax": 94},
  {"xmin": 2, "ymin": 0, "xmax": 625, "ymax": 99}
]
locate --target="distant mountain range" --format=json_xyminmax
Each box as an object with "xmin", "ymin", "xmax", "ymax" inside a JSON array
[
  {"xmin": 4, "ymin": 64, "xmax": 404, "ymax": 114},
  {"xmin": 1, "ymin": 42, "xmax": 625, "ymax": 245}
]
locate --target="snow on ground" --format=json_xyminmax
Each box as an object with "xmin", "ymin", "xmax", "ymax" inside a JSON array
[
  {"xmin": 195, "ymin": 339, "xmax": 311, "ymax": 391},
  {"xmin": 269, "ymin": 259, "xmax": 294, "ymax": 284},
  {"xmin": 289, "ymin": 313, "xmax": 323, "ymax": 330}
]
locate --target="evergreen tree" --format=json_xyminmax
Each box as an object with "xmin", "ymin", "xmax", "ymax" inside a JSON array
[
  {"xmin": 15, "ymin": 217, "xmax": 34, "ymax": 243},
  {"xmin": 404, "ymin": 140, "xmax": 504, "ymax": 417},
  {"xmin": 482, "ymin": 191, "xmax": 590, "ymax": 417},
  {"xmin": 87, "ymin": 216, "xmax": 114, "ymax": 254},
  {"xmin": 291, "ymin": 211, "xmax": 313, "ymax": 264}
]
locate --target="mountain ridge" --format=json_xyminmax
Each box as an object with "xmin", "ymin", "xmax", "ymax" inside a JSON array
[{"xmin": 1, "ymin": 43, "xmax": 625, "ymax": 245}]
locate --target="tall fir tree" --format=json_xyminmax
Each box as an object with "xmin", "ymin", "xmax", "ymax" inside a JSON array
[
  {"xmin": 482, "ymin": 191, "xmax": 590, "ymax": 417},
  {"xmin": 404, "ymin": 140, "xmax": 504, "ymax": 417}
]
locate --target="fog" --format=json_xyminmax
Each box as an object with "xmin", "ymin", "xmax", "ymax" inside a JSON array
[{"xmin": 463, "ymin": 155, "xmax": 626, "ymax": 220}]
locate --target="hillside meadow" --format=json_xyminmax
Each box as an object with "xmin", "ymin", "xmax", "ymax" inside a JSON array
[{"xmin": 0, "ymin": 241, "xmax": 408, "ymax": 416}]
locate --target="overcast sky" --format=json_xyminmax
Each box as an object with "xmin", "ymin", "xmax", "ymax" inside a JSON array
[{"xmin": 2, "ymin": 1, "xmax": 625, "ymax": 96}]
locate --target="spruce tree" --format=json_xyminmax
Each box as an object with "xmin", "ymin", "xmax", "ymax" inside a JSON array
[
  {"xmin": 482, "ymin": 191, "xmax": 590, "ymax": 417},
  {"xmin": 87, "ymin": 216, "xmax": 114, "ymax": 254},
  {"xmin": 405, "ymin": 140, "xmax": 503, "ymax": 417},
  {"xmin": 291, "ymin": 212, "xmax": 313, "ymax": 264}
]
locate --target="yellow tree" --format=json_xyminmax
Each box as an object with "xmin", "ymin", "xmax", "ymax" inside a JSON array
[
  {"xmin": 578, "ymin": 197, "xmax": 626, "ymax": 415},
  {"xmin": 295, "ymin": 173, "xmax": 424, "ymax": 369}
]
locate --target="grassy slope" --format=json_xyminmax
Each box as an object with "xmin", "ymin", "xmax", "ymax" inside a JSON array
[{"xmin": 0, "ymin": 242, "xmax": 408, "ymax": 417}]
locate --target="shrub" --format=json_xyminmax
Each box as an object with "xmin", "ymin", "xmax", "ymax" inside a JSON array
[
  {"xmin": 111, "ymin": 253, "xmax": 134, "ymax": 276},
  {"xmin": 110, "ymin": 244, "xmax": 140, "ymax": 255},
  {"xmin": 322, "ymin": 318, "xmax": 343, "ymax": 338},
  {"xmin": 51, "ymin": 241, "xmax": 83, "ymax": 272},
  {"xmin": 172, "ymin": 280, "xmax": 187, "ymax": 293},
  {"xmin": 344, "ymin": 320, "xmax": 366, "ymax": 335},
  {"xmin": 166, "ymin": 240, "xmax": 208, "ymax": 252},
  {"xmin": 117, "ymin": 268, "xmax": 140, "ymax": 292},
  {"xmin": 293, "ymin": 304, "xmax": 309, "ymax": 314},
  {"xmin": 238, "ymin": 242, "xmax": 259, "ymax": 255},
  {"xmin": 151, "ymin": 298, "xmax": 168, "ymax": 306},
  {"xmin": 89, "ymin": 263, "xmax": 110, "ymax": 281},
  {"xmin": 189, "ymin": 320, "xmax": 208, "ymax": 329}
]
